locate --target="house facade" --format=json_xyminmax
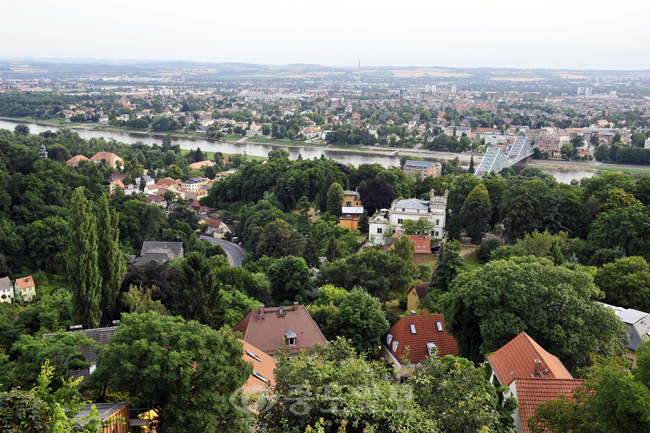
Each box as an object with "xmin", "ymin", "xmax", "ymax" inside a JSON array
[
  {"xmin": 368, "ymin": 189, "xmax": 448, "ymax": 245},
  {"xmin": 402, "ymin": 160, "xmax": 442, "ymax": 178},
  {"xmin": 14, "ymin": 276, "xmax": 36, "ymax": 301},
  {"xmin": 0, "ymin": 277, "xmax": 14, "ymax": 302},
  {"xmin": 339, "ymin": 190, "xmax": 364, "ymax": 231}
]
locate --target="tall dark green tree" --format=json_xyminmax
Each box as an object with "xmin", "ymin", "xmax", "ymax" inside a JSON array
[
  {"xmin": 430, "ymin": 240, "xmax": 465, "ymax": 293},
  {"xmin": 173, "ymin": 252, "xmax": 225, "ymax": 329},
  {"xmin": 504, "ymin": 186, "xmax": 536, "ymax": 240},
  {"xmin": 97, "ymin": 195, "xmax": 126, "ymax": 324},
  {"xmin": 460, "ymin": 184, "xmax": 491, "ymax": 244},
  {"xmin": 326, "ymin": 182, "xmax": 344, "ymax": 217},
  {"xmin": 66, "ymin": 187, "xmax": 102, "ymax": 329},
  {"xmin": 468, "ymin": 155, "xmax": 475, "ymax": 174}
]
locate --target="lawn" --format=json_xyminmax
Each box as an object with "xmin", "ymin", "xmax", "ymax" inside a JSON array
[
  {"xmin": 180, "ymin": 149, "xmax": 267, "ymax": 162},
  {"xmin": 247, "ymin": 137, "xmax": 326, "ymax": 147},
  {"xmin": 291, "ymin": 206, "xmax": 321, "ymax": 222},
  {"xmin": 597, "ymin": 166, "xmax": 650, "ymax": 176},
  {"xmin": 462, "ymin": 249, "xmax": 482, "ymax": 272}
]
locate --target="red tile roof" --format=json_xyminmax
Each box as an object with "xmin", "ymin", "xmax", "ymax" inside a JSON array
[
  {"xmin": 206, "ymin": 219, "xmax": 222, "ymax": 228},
  {"xmin": 515, "ymin": 378, "xmax": 584, "ymax": 433},
  {"xmin": 383, "ymin": 314, "xmax": 458, "ymax": 364},
  {"xmin": 233, "ymin": 305, "xmax": 327, "ymax": 356},
  {"xmin": 240, "ymin": 340, "xmax": 276, "ymax": 395},
  {"xmin": 66, "ymin": 155, "xmax": 89, "ymax": 165},
  {"xmin": 15, "ymin": 276, "xmax": 35, "ymax": 290},
  {"xmin": 409, "ymin": 235, "xmax": 431, "ymax": 254},
  {"xmin": 487, "ymin": 332, "xmax": 573, "ymax": 387}
]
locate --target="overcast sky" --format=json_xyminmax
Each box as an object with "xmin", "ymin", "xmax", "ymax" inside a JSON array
[{"xmin": 2, "ymin": 0, "xmax": 649, "ymax": 70}]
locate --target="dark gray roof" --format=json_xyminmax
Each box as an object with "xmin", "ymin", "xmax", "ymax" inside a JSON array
[
  {"xmin": 343, "ymin": 190, "xmax": 361, "ymax": 200},
  {"xmin": 600, "ymin": 302, "xmax": 650, "ymax": 350},
  {"xmin": 133, "ymin": 252, "xmax": 174, "ymax": 267},
  {"xmin": 394, "ymin": 198, "xmax": 429, "ymax": 210},
  {"xmin": 43, "ymin": 326, "xmax": 118, "ymax": 384},
  {"xmin": 404, "ymin": 160, "xmax": 434, "ymax": 170},
  {"xmin": 140, "ymin": 241, "xmax": 183, "ymax": 257},
  {"xmin": 74, "ymin": 402, "xmax": 129, "ymax": 423},
  {"xmin": 0, "ymin": 277, "xmax": 12, "ymax": 291}
]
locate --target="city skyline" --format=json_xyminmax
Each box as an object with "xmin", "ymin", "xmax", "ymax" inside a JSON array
[{"xmin": 2, "ymin": 0, "xmax": 649, "ymax": 70}]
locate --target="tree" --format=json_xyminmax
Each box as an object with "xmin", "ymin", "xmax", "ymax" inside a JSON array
[
  {"xmin": 66, "ymin": 187, "xmax": 102, "ymax": 329},
  {"xmin": 258, "ymin": 337, "xmax": 436, "ymax": 433},
  {"xmin": 326, "ymin": 182, "xmax": 344, "ymax": 217},
  {"xmin": 468, "ymin": 155, "xmax": 475, "ymax": 174},
  {"xmin": 430, "ymin": 240, "xmax": 465, "ymax": 293},
  {"xmin": 312, "ymin": 284, "xmax": 349, "ymax": 307},
  {"xmin": 401, "ymin": 217, "xmax": 434, "ymax": 235},
  {"xmin": 589, "ymin": 133, "xmax": 600, "ymax": 146},
  {"xmin": 413, "ymin": 354, "xmax": 514, "ymax": 433},
  {"xmin": 255, "ymin": 218, "xmax": 303, "ymax": 259},
  {"xmin": 594, "ymin": 144, "xmax": 610, "ymax": 161},
  {"xmin": 324, "ymin": 235, "xmax": 347, "ymax": 263},
  {"xmin": 477, "ymin": 238, "xmax": 501, "ymax": 263},
  {"xmin": 358, "ymin": 178, "xmax": 397, "ymax": 215},
  {"xmin": 331, "ymin": 287, "xmax": 389, "ymax": 354},
  {"xmin": 601, "ymin": 188, "xmax": 642, "ymax": 212},
  {"xmin": 587, "ymin": 206, "xmax": 650, "ymax": 262},
  {"xmin": 14, "ymin": 124, "xmax": 29, "ymax": 135},
  {"xmin": 390, "ymin": 234, "xmax": 416, "ymax": 264},
  {"xmin": 595, "ymin": 256, "xmax": 650, "ymax": 312},
  {"xmin": 86, "ymin": 312, "xmax": 251, "ymax": 433},
  {"xmin": 266, "ymin": 256, "xmax": 311, "ymax": 303},
  {"xmin": 97, "ymin": 195, "xmax": 125, "ymax": 324},
  {"xmin": 460, "ymin": 184, "xmax": 491, "ymax": 244},
  {"xmin": 357, "ymin": 210, "xmax": 369, "ymax": 234},
  {"xmin": 440, "ymin": 256, "xmax": 628, "ymax": 372},
  {"xmin": 194, "ymin": 147, "xmax": 204, "ymax": 162},
  {"xmin": 173, "ymin": 252, "xmax": 225, "ymax": 329},
  {"xmin": 504, "ymin": 186, "xmax": 536, "ymax": 241}
]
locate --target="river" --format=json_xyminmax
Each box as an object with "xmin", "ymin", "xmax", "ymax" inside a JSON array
[{"xmin": 0, "ymin": 119, "xmax": 597, "ymax": 184}]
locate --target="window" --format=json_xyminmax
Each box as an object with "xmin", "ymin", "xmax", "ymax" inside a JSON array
[
  {"xmin": 377, "ymin": 227, "xmax": 383, "ymax": 234},
  {"xmin": 436, "ymin": 219, "xmax": 440, "ymax": 226},
  {"xmin": 397, "ymin": 219, "xmax": 403, "ymax": 224},
  {"xmin": 346, "ymin": 201, "xmax": 351, "ymax": 206},
  {"xmin": 410, "ymin": 324, "xmax": 416, "ymax": 334},
  {"xmin": 252, "ymin": 370, "xmax": 269, "ymax": 383},
  {"xmin": 387, "ymin": 334, "xmax": 393, "ymax": 345},
  {"xmin": 288, "ymin": 338, "xmax": 296, "ymax": 346},
  {"xmin": 356, "ymin": 201, "xmax": 359, "ymax": 206},
  {"xmin": 392, "ymin": 341, "xmax": 399, "ymax": 352},
  {"xmin": 417, "ymin": 245, "xmax": 420, "ymax": 249},
  {"xmin": 436, "ymin": 321, "xmax": 443, "ymax": 332},
  {"xmin": 246, "ymin": 349, "xmax": 261, "ymax": 362},
  {"xmin": 435, "ymin": 231, "xmax": 439, "ymax": 237},
  {"xmin": 427, "ymin": 342, "xmax": 437, "ymax": 356},
  {"xmin": 402, "ymin": 208, "xmax": 405, "ymax": 212}
]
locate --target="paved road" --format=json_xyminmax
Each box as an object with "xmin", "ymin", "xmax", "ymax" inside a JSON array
[{"xmin": 199, "ymin": 236, "xmax": 246, "ymax": 267}]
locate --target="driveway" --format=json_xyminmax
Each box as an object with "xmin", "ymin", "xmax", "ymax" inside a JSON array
[{"xmin": 199, "ymin": 235, "xmax": 246, "ymax": 267}]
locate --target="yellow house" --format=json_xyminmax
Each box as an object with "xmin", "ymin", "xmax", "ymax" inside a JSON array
[
  {"xmin": 339, "ymin": 190, "xmax": 364, "ymax": 231},
  {"xmin": 14, "ymin": 276, "xmax": 36, "ymax": 301},
  {"xmin": 406, "ymin": 283, "xmax": 429, "ymax": 315}
]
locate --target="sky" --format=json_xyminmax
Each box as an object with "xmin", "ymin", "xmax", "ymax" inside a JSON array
[{"xmin": 2, "ymin": 0, "xmax": 649, "ymax": 70}]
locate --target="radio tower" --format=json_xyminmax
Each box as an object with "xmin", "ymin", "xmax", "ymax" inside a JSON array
[{"xmin": 358, "ymin": 60, "xmax": 361, "ymax": 87}]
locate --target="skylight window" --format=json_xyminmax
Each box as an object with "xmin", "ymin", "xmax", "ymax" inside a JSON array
[
  {"xmin": 410, "ymin": 324, "xmax": 416, "ymax": 334},
  {"xmin": 252, "ymin": 370, "xmax": 269, "ymax": 383},
  {"xmin": 436, "ymin": 321, "xmax": 443, "ymax": 332},
  {"xmin": 246, "ymin": 349, "xmax": 261, "ymax": 362}
]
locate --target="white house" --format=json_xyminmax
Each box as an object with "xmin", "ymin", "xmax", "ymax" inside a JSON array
[{"xmin": 368, "ymin": 190, "xmax": 448, "ymax": 246}]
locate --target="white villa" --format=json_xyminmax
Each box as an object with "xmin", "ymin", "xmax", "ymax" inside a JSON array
[{"xmin": 368, "ymin": 189, "xmax": 448, "ymax": 245}]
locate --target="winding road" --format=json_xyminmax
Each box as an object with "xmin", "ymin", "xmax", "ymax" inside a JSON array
[{"xmin": 199, "ymin": 235, "xmax": 246, "ymax": 267}]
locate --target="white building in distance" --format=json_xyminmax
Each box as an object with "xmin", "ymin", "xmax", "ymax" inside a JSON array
[{"xmin": 368, "ymin": 190, "xmax": 448, "ymax": 246}]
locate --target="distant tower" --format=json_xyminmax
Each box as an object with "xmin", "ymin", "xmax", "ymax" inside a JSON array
[
  {"xmin": 431, "ymin": 84, "xmax": 437, "ymax": 93},
  {"xmin": 451, "ymin": 85, "xmax": 457, "ymax": 93},
  {"xmin": 577, "ymin": 87, "xmax": 584, "ymax": 95},
  {"xmin": 39, "ymin": 144, "xmax": 48, "ymax": 159},
  {"xmin": 358, "ymin": 60, "xmax": 361, "ymax": 87},
  {"xmin": 585, "ymin": 87, "xmax": 593, "ymax": 96}
]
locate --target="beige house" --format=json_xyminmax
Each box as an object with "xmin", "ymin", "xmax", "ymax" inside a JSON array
[
  {"xmin": 0, "ymin": 277, "xmax": 14, "ymax": 302},
  {"xmin": 14, "ymin": 276, "xmax": 36, "ymax": 301}
]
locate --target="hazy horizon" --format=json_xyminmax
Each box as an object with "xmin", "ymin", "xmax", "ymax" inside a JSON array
[{"xmin": 3, "ymin": 0, "xmax": 649, "ymax": 71}]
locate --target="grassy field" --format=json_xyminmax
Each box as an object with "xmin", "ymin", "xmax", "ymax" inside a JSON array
[
  {"xmin": 291, "ymin": 206, "xmax": 321, "ymax": 222},
  {"xmin": 597, "ymin": 166, "xmax": 650, "ymax": 175},
  {"xmin": 179, "ymin": 149, "xmax": 267, "ymax": 162},
  {"xmin": 246, "ymin": 137, "xmax": 326, "ymax": 147},
  {"xmin": 462, "ymin": 249, "xmax": 482, "ymax": 272}
]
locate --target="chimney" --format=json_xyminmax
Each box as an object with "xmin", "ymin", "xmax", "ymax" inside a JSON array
[
  {"xmin": 259, "ymin": 304, "xmax": 265, "ymax": 315},
  {"xmin": 410, "ymin": 310, "xmax": 416, "ymax": 316},
  {"xmin": 294, "ymin": 302, "xmax": 299, "ymax": 311},
  {"xmin": 533, "ymin": 359, "xmax": 541, "ymax": 376}
]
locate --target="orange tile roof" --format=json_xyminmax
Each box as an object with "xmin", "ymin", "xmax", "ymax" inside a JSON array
[
  {"xmin": 15, "ymin": 276, "xmax": 35, "ymax": 290},
  {"xmin": 233, "ymin": 305, "xmax": 327, "ymax": 356},
  {"xmin": 241, "ymin": 340, "xmax": 276, "ymax": 394},
  {"xmin": 90, "ymin": 152, "xmax": 123, "ymax": 164},
  {"xmin": 66, "ymin": 155, "xmax": 89, "ymax": 165},
  {"xmin": 409, "ymin": 235, "xmax": 431, "ymax": 254},
  {"xmin": 383, "ymin": 314, "xmax": 458, "ymax": 364},
  {"xmin": 515, "ymin": 378, "xmax": 584, "ymax": 433},
  {"xmin": 487, "ymin": 333, "xmax": 573, "ymax": 387}
]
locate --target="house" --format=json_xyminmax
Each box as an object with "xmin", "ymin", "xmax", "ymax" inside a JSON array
[
  {"xmin": 134, "ymin": 175, "xmax": 155, "ymax": 186},
  {"xmin": 233, "ymin": 303, "xmax": 328, "ymax": 356},
  {"xmin": 133, "ymin": 241, "xmax": 184, "ymax": 266},
  {"xmin": 109, "ymin": 179, "xmax": 125, "ymax": 194},
  {"xmin": 145, "ymin": 194, "xmax": 167, "ymax": 207},
  {"xmin": 74, "ymin": 402, "xmax": 132, "ymax": 433},
  {"xmin": 487, "ymin": 332, "xmax": 573, "ymax": 389},
  {"xmin": 108, "ymin": 173, "xmax": 128, "ymax": 182},
  {"xmin": 189, "ymin": 160, "xmax": 215, "ymax": 170},
  {"xmin": 14, "ymin": 275, "xmax": 36, "ymax": 301},
  {"xmin": 385, "ymin": 232, "xmax": 432, "ymax": 264},
  {"xmin": 406, "ymin": 283, "xmax": 429, "ymax": 315},
  {"xmin": 180, "ymin": 177, "xmax": 210, "ymax": 192},
  {"xmin": 402, "ymin": 160, "xmax": 442, "ymax": 178},
  {"xmin": 600, "ymin": 302, "xmax": 650, "ymax": 366},
  {"xmin": 381, "ymin": 314, "xmax": 458, "ymax": 373},
  {"xmin": 240, "ymin": 340, "xmax": 276, "ymax": 398},
  {"xmin": 0, "ymin": 276, "xmax": 14, "ymax": 302},
  {"xmin": 511, "ymin": 378, "xmax": 584, "ymax": 433},
  {"xmin": 205, "ymin": 219, "xmax": 229, "ymax": 236},
  {"xmin": 123, "ymin": 184, "xmax": 140, "ymax": 195},
  {"xmin": 339, "ymin": 190, "xmax": 364, "ymax": 231},
  {"xmin": 66, "ymin": 155, "xmax": 89, "ymax": 167},
  {"xmin": 368, "ymin": 190, "xmax": 448, "ymax": 245},
  {"xmin": 185, "ymin": 189, "xmax": 209, "ymax": 201},
  {"xmin": 43, "ymin": 324, "xmax": 119, "ymax": 384},
  {"xmin": 90, "ymin": 152, "xmax": 124, "ymax": 168}
]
